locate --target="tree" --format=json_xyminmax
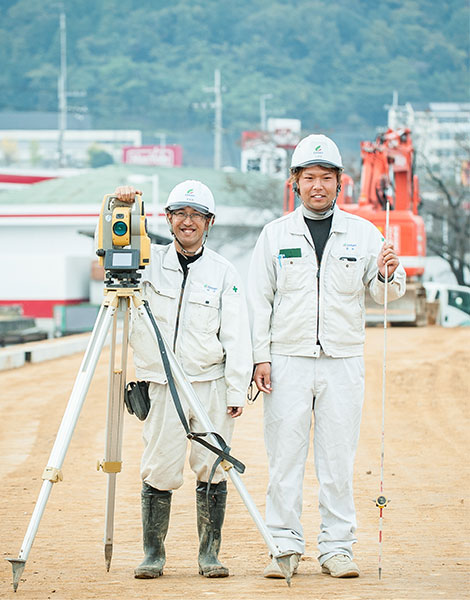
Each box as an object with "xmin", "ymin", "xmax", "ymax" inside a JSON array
[
  {"xmin": 421, "ymin": 143, "xmax": 470, "ymax": 285},
  {"xmin": 1, "ymin": 138, "xmax": 18, "ymax": 165},
  {"xmin": 87, "ymin": 144, "xmax": 114, "ymax": 168},
  {"xmin": 29, "ymin": 140, "xmax": 41, "ymax": 166},
  {"xmin": 224, "ymin": 172, "xmax": 283, "ymax": 213},
  {"xmin": 0, "ymin": 0, "xmax": 468, "ymax": 134}
]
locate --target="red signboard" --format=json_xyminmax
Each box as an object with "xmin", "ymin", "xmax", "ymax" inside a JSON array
[
  {"xmin": 241, "ymin": 131, "xmax": 270, "ymax": 149},
  {"xmin": 122, "ymin": 145, "xmax": 183, "ymax": 167}
]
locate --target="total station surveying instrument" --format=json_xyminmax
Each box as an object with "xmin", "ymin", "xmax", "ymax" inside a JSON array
[{"xmin": 6, "ymin": 193, "xmax": 294, "ymax": 591}]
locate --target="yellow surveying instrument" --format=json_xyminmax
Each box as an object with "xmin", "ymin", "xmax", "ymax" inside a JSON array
[
  {"xmin": 96, "ymin": 193, "xmax": 150, "ymax": 282},
  {"xmin": 6, "ymin": 193, "xmax": 294, "ymax": 592}
]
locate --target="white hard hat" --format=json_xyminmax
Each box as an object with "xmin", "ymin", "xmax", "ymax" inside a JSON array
[
  {"xmin": 290, "ymin": 134, "xmax": 343, "ymax": 170},
  {"xmin": 165, "ymin": 180, "xmax": 215, "ymax": 215}
]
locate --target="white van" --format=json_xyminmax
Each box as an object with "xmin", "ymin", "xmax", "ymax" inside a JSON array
[{"xmin": 424, "ymin": 283, "xmax": 470, "ymax": 327}]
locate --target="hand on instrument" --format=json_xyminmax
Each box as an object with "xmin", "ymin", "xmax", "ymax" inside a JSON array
[
  {"xmin": 113, "ymin": 185, "xmax": 142, "ymax": 204},
  {"xmin": 227, "ymin": 406, "xmax": 243, "ymax": 418},
  {"xmin": 378, "ymin": 242, "xmax": 399, "ymax": 278},
  {"xmin": 253, "ymin": 362, "xmax": 272, "ymax": 394}
]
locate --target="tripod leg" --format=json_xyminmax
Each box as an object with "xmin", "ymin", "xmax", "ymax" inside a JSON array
[
  {"xmin": 99, "ymin": 297, "xmax": 129, "ymax": 571},
  {"xmin": 132, "ymin": 295, "xmax": 295, "ymax": 586},
  {"xmin": 6, "ymin": 294, "xmax": 119, "ymax": 592}
]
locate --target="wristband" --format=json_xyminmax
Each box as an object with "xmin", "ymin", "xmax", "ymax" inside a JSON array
[{"xmin": 377, "ymin": 271, "xmax": 394, "ymax": 283}]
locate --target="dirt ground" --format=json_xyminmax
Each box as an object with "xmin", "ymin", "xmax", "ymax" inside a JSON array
[{"xmin": 0, "ymin": 326, "xmax": 469, "ymax": 600}]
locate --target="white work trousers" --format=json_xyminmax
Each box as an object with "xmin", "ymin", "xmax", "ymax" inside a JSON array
[
  {"xmin": 264, "ymin": 353, "xmax": 364, "ymax": 563},
  {"xmin": 141, "ymin": 377, "xmax": 235, "ymax": 491}
]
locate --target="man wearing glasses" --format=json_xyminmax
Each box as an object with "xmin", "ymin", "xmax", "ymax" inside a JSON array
[{"xmin": 113, "ymin": 180, "xmax": 252, "ymax": 580}]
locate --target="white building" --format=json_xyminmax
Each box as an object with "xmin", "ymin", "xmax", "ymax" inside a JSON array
[
  {"xmin": 0, "ymin": 129, "xmax": 142, "ymax": 168},
  {"xmin": 387, "ymin": 102, "xmax": 470, "ymax": 182},
  {"xmin": 240, "ymin": 118, "xmax": 301, "ymax": 179},
  {"xmin": 241, "ymin": 144, "xmax": 287, "ymax": 179}
]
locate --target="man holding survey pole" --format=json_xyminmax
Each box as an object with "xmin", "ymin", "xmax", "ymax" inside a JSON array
[{"xmin": 247, "ymin": 134, "xmax": 406, "ymax": 579}]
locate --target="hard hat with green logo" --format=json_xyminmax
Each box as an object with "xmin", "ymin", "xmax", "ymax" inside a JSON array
[
  {"xmin": 165, "ymin": 180, "xmax": 216, "ymax": 216},
  {"xmin": 290, "ymin": 134, "xmax": 343, "ymax": 171}
]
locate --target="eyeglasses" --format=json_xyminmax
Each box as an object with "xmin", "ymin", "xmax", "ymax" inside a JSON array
[{"xmin": 171, "ymin": 210, "xmax": 208, "ymax": 223}]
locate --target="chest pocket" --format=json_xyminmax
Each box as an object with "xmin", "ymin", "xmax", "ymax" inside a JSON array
[
  {"xmin": 277, "ymin": 256, "xmax": 315, "ymax": 292},
  {"xmin": 144, "ymin": 284, "xmax": 178, "ymax": 324},
  {"xmin": 186, "ymin": 291, "xmax": 220, "ymax": 333},
  {"xmin": 328, "ymin": 253, "xmax": 365, "ymax": 294}
]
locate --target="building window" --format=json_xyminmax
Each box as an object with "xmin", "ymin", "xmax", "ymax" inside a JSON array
[{"xmin": 246, "ymin": 158, "xmax": 261, "ymax": 172}]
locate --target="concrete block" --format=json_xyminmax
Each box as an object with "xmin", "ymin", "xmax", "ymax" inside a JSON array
[
  {"xmin": 0, "ymin": 330, "xmax": 113, "ymax": 369},
  {"xmin": 0, "ymin": 349, "xmax": 26, "ymax": 371},
  {"xmin": 26, "ymin": 335, "xmax": 92, "ymax": 364}
]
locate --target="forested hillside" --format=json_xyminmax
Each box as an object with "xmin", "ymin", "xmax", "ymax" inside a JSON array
[{"xmin": 1, "ymin": 0, "xmax": 468, "ymax": 138}]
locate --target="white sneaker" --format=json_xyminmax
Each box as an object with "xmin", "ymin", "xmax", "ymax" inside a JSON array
[
  {"xmin": 321, "ymin": 554, "xmax": 360, "ymax": 578},
  {"xmin": 263, "ymin": 553, "xmax": 300, "ymax": 579}
]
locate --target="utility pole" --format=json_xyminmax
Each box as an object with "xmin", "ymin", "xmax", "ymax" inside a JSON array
[
  {"xmin": 155, "ymin": 132, "xmax": 167, "ymax": 149},
  {"xmin": 214, "ymin": 69, "xmax": 222, "ymax": 171},
  {"xmin": 260, "ymin": 93, "xmax": 273, "ymax": 132},
  {"xmin": 204, "ymin": 69, "xmax": 223, "ymax": 170},
  {"xmin": 57, "ymin": 5, "xmax": 67, "ymax": 168}
]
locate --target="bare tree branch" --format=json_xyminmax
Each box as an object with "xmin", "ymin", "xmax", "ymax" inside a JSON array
[{"xmin": 419, "ymin": 149, "xmax": 470, "ymax": 285}]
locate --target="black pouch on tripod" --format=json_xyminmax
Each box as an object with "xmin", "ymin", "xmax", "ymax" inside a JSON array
[{"xmin": 124, "ymin": 381, "xmax": 151, "ymax": 421}]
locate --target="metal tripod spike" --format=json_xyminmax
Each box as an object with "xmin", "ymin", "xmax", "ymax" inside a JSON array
[
  {"xmin": 6, "ymin": 289, "xmax": 121, "ymax": 591},
  {"xmin": 98, "ymin": 295, "xmax": 130, "ymax": 572},
  {"xmin": 6, "ymin": 284, "xmax": 294, "ymax": 591},
  {"xmin": 7, "ymin": 559, "xmax": 26, "ymax": 593}
]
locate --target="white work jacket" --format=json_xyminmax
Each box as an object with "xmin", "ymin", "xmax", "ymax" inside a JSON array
[
  {"xmin": 130, "ymin": 243, "xmax": 252, "ymax": 407},
  {"xmin": 247, "ymin": 206, "xmax": 406, "ymax": 361}
]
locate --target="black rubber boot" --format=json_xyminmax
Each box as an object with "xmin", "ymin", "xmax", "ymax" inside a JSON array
[
  {"xmin": 196, "ymin": 480, "xmax": 229, "ymax": 578},
  {"xmin": 134, "ymin": 482, "xmax": 172, "ymax": 579}
]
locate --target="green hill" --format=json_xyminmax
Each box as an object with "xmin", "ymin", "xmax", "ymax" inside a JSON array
[{"xmin": 1, "ymin": 0, "xmax": 468, "ymax": 139}]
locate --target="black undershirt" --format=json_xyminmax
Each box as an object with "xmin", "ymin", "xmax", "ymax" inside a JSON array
[
  {"xmin": 177, "ymin": 248, "xmax": 204, "ymax": 275},
  {"xmin": 304, "ymin": 215, "xmax": 333, "ymax": 265}
]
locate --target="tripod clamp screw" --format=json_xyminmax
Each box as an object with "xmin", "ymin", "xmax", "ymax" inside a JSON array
[
  {"xmin": 42, "ymin": 466, "xmax": 63, "ymax": 483},
  {"xmin": 97, "ymin": 460, "xmax": 122, "ymax": 473}
]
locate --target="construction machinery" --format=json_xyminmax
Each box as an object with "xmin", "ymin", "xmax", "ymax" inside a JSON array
[{"xmin": 283, "ymin": 128, "xmax": 427, "ymax": 325}]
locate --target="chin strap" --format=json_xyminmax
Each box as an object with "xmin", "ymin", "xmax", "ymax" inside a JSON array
[
  {"xmin": 173, "ymin": 235, "xmax": 204, "ymax": 257},
  {"xmin": 167, "ymin": 214, "xmax": 215, "ymax": 256}
]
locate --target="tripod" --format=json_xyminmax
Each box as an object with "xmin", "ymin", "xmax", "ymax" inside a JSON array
[{"xmin": 6, "ymin": 273, "xmax": 293, "ymax": 591}]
